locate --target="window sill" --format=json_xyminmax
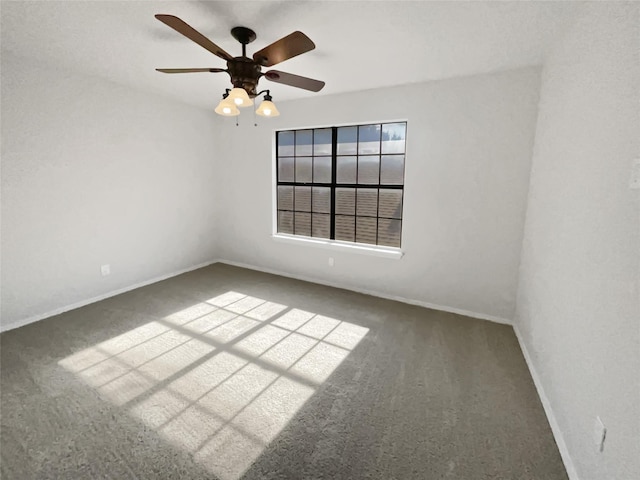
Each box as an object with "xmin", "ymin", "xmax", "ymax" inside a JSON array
[{"xmin": 272, "ymin": 234, "xmax": 404, "ymax": 259}]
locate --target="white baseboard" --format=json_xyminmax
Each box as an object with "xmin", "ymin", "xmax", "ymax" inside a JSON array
[
  {"xmin": 0, "ymin": 259, "xmax": 512, "ymax": 333},
  {"xmin": 513, "ymin": 325, "xmax": 579, "ymax": 480},
  {"xmin": 3, "ymin": 255, "xmax": 574, "ymax": 479},
  {"xmin": 1, "ymin": 256, "xmax": 511, "ymax": 330},
  {"xmin": 0, "ymin": 260, "xmax": 219, "ymax": 333},
  {"xmin": 216, "ymin": 258, "xmax": 512, "ymax": 326}
]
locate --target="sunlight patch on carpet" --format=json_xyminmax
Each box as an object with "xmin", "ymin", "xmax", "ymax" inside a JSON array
[{"xmin": 59, "ymin": 291, "xmax": 369, "ymax": 479}]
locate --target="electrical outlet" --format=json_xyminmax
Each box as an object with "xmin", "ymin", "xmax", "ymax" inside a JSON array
[
  {"xmin": 594, "ymin": 416, "xmax": 607, "ymax": 453},
  {"xmin": 101, "ymin": 264, "xmax": 111, "ymax": 276},
  {"xmin": 328, "ymin": 257, "xmax": 335, "ymax": 267}
]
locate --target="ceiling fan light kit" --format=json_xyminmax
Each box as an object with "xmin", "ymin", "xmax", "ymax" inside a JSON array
[
  {"xmin": 255, "ymin": 93, "xmax": 280, "ymax": 117},
  {"xmin": 227, "ymin": 87, "xmax": 253, "ymax": 107},
  {"xmin": 154, "ymin": 15, "xmax": 325, "ymax": 120},
  {"xmin": 214, "ymin": 94, "xmax": 240, "ymax": 116}
]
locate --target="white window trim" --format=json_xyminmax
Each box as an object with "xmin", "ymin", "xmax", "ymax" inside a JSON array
[{"xmin": 272, "ymin": 233, "xmax": 404, "ymax": 259}]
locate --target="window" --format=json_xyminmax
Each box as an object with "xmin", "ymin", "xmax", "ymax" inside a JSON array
[{"xmin": 276, "ymin": 122, "xmax": 406, "ymax": 248}]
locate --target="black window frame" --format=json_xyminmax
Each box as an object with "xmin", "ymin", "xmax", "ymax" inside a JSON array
[{"xmin": 276, "ymin": 122, "xmax": 406, "ymax": 248}]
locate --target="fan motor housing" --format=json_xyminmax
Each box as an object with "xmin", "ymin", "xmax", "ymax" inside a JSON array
[{"xmin": 227, "ymin": 57, "xmax": 262, "ymax": 97}]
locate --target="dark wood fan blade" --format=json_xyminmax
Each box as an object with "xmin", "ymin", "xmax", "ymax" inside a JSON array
[
  {"xmin": 264, "ymin": 70, "xmax": 325, "ymax": 92},
  {"xmin": 155, "ymin": 14, "xmax": 233, "ymax": 61},
  {"xmin": 253, "ymin": 31, "xmax": 315, "ymax": 67},
  {"xmin": 156, "ymin": 68, "xmax": 227, "ymax": 73}
]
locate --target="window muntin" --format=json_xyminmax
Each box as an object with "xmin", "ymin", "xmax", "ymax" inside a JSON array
[{"xmin": 276, "ymin": 122, "xmax": 406, "ymax": 248}]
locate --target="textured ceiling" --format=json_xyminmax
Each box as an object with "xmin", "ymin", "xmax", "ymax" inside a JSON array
[{"xmin": 1, "ymin": 1, "xmax": 583, "ymax": 110}]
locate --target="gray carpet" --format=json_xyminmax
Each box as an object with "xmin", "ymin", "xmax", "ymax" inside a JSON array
[{"xmin": 1, "ymin": 263, "xmax": 567, "ymax": 479}]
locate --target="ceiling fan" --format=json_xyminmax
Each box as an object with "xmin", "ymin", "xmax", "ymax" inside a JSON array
[{"xmin": 155, "ymin": 14, "xmax": 325, "ymax": 116}]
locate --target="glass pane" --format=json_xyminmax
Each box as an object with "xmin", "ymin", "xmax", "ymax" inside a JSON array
[
  {"xmin": 278, "ymin": 211, "xmax": 293, "ymax": 234},
  {"xmin": 313, "ymin": 128, "xmax": 332, "ymax": 156},
  {"xmin": 313, "ymin": 156, "xmax": 331, "ymax": 183},
  {"xmin": 295, "ymin": 157, "xmax": 312, "ymax": 183},
  {"xmin": 335, "ymin": 188, "xmax": 355, "ymax": 215},
  {"xmin": 358, "ymin": 124, "xmax": 381, "ymax": 155},
  {"xmin": 358, "ymin": 156, "xmax": 380, "ymax": 184},
  {"xmin": 278, "ymin": 157, "xmax": 294, "ymax": 182},
  {"xmin": 336, "ymin": 156, "xmax": 357, "ymax": 183},
  {"xmin": 356, "ymin": 188, "xmax": 377, "ymax": 217},
  {"xmin": 337, "ymin": 126, "xmax": 357, "ymax": 155},
  {"xmin": 382, "ymin": 123, "xmax": 406, "ymax": 154},
  {"xmin": 356, "ymin": 217, "xmax": 377, "ymax": 245},
  {"xmin": 378, "ymin": 218, "xmax": 401, "ymax": 247},
  {"xmin": 312, "ymin": 187, "xmax": 330, "ymax": 213},
  {"xmin": 312, "ymin": 214, "xmax": 330, "ymax": 238},
  {"xmin": 380, "ymin": 155, "xmax": 404, "ymax": 185},
  {"xmin": 378, "ymin": 189, "xmax": 403, "ymax": 219},
  {"xmin": 294, "ymin": 212, "xmax": 311, "ymax": 236},
  {"xmin": 294, "ymin": 186, "xmax": 311, "ymax": 212},
  {"xmin": 335, "ymin": 215, "xmax": 355, "ymax": 242},
  {"xmin": 295, "ymin": 130, "xmax": 313, "ymax": 156},
  {"xmin": 277, "ymin": 186, "xmax": 293, "ymax": 211},
  {"xmin": 278, "ymin": 131, "xmax": 295, "ymax": 156}
]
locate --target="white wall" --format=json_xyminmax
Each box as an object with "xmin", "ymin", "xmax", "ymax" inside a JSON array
[
  {"xmin": 1, "ymin": 53, "xmax": 219, "ymax": 330},
  {"xmin": 515, "ymin": 3, "xmax": 640, "ymax": 479},
  {"xmin": 215, "ymin": 67, "xmax": 541, "ymax": 321}
]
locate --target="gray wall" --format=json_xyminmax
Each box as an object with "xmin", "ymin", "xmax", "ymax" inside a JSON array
[
  {"xmin": 215, "ymin": 67, "xmax": 541, "ymax": 322},
  {"xmin": 1, "ymin": 54, "xmax": 219, "ymax": 330},
  {"xmin": 515, "ymin": 3, "xmax": 640, "ymax": 479}
]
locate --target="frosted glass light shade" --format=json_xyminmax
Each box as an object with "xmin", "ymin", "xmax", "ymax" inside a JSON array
[
  {"xmin": 227, "ymin": 88, "xmax": 253, "ymax": 107},
  {"xmin": 256, "ymin": 100, "xmax": 280, "ymax": 117},
  {"xmin": 214, "ymin": 98, "xmax": 240, "ymax": 116}
]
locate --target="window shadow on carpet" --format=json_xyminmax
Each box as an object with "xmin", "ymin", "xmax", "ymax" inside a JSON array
[{"xmin": 58, "ymin": 289, "xmax": 369, "ymax": 480}]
